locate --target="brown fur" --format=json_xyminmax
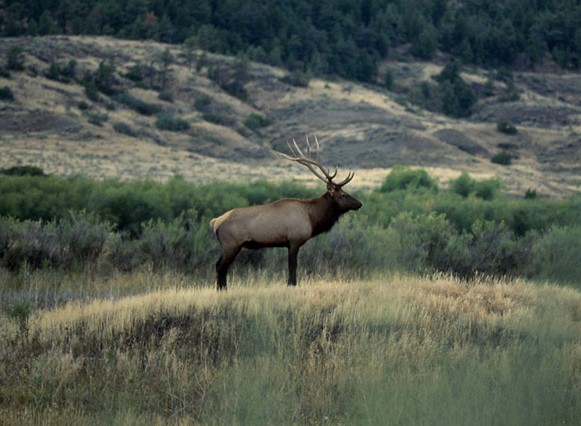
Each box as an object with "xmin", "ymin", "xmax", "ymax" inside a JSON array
[{"xmin": 211, "ymin": 188, "xmax": 361, "ymax": 290}]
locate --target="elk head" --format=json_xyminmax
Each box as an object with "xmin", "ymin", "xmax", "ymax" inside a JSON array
[{"xmin": 278, "ymin": 135, "xmax": 362, "ymax": 213}]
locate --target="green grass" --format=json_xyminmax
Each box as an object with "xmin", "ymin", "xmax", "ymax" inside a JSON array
[{"xmin": 1, "ymin": 273, "xmax": 580, "ymax": 425}]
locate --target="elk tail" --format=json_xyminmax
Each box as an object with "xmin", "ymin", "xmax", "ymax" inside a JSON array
[{"xmin": 209, "ymin": 217, "xmax": 219, "ymax": 235}]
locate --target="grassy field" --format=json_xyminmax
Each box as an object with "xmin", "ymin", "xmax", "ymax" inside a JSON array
[{"xmin": 1, "ymin": 272, "xmax": 580, "ymax": 425}]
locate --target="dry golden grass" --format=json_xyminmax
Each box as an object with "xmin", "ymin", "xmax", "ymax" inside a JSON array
[
  {"xmin": 32, "ymin": 274, "xmax": 581, "ymax": 347},
  {"xmin": 2, "ymin": 272, "xmax": 581, "ymax": 425}
]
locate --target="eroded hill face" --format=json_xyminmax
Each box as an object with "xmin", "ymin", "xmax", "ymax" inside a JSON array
[{"xmin": 1, "ymin": 36, "xmax": 580, "ymax": 196}]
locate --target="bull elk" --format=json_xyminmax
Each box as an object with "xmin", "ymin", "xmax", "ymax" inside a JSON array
[{"xmin": 210, "ymin": 135, "xmax": 362, "ymax": 290}]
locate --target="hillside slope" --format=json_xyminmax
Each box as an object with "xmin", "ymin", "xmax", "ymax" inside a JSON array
[{"xmin": 0, "ymin": 36, "xmax": 580, "ymax": 196}]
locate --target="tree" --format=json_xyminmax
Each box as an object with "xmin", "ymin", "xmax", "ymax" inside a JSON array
[
  {"xmin": 154, "ymin": 48, "xmax": 174, "ymax": 90},
  {"xmin": 182, "ymin": 37, "xmax": 198, "ymax": 70},
  {"xmin": 6, "ymin": 46, "xmax": 25, "ymax": 71},
  {"xmin": 411, "ymin": 24, "xmax": 439, "ymax": 60},
  {"xmin": 434, "ymin": 60, "xmax": 476, "ymax": 118},
  {"xmin": 37, "ymin": 10, "xmax": 59, "ymax": 35}
]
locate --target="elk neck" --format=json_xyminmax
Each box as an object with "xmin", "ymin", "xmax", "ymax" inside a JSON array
[{"xmin": 307, "ymin": 192, "xmax": 343, "ymax": 237}]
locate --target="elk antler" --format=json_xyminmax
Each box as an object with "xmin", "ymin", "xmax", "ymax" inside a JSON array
[{"xmin": 278, "ymin": 135, "xmax": 355, "ymax": 188}]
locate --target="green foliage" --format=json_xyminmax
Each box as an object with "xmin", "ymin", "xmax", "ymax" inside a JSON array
[
  {"xmin": 411, "ymin": 24, "xmax": 439, "ymax": 60},
  {"xmin": 450, "ymin": 173, "xmax": 500, "ymax": 200},
  {"xmin": 44, "ymin": 59, "xmax": 77, "ymax": 83},
  {"xmin": 155, "ymin": 114, "xmax": 190, "ymax": 132},
  {"xmin": 434, "ymin": 61, "xmax": 477, "ymax": 117},
  {"xmin": 451, "ymin": 172, "xmax": 474, "ymax": 198},
  {"xmin": 83, "ymin": 80, "xmax": 100, "ymax": 102},
  {"xmin": 244, "ymin": 113, "xmax": 271, "ymax": 131},
  {"xmin": 380, "ymin": 167, "xmax": 438, "ymax": 193},
  {"xmin": 3, "ymin": 300, "xmax": 32, "ymax": 341},
  {"xmin": 0, "ymin": 86, "xmax": 15, "ymax": 101},
  {"xmin": 83, "ymin": 59, "xmax": 119, "ymax": 96},
  {"xmin": 0, "ymin": 212, "xmax": 111, "ymax": 272},
  {"xmin": 0, "ymin": 165, "xmax": 46, "ymax": 177},
  {"xmin": 527, "ymin": 225, "xmax": 581, "ymax": 287},
  {"xmin": 279, "ymin": 71, "xmax": 311, "ymax": 88},
  {"xmin": 384, "ymin": 70, "xmax": 394, "ymax": 90},
  {"xmin": 5, "ymin": 45, "xmax": 25, "ymax": 71},
  {"xmin": 157, "ymin": 89, "xmax": 174, "ymax": 102},
  {"xmin": 524, "ymin": 188, "xmax": 538, "ymax": 200},
  {"xmin": 497, "ymin": 121, "xmax": 518, "ymax": 135},
  {"xmin": 207, "ymin": 57, "xmax": 249, "ymax": 100},
  {"xmin": 114, "ymin": 92, "xmax": 162, "ymax": 116},
  {"xmin": 387, "ymin": 211, "xmax": 455, "ymax": 274},
  {"xmin": 84, "ymin": 111, "xmax": 108, "ymax": 126},
  {"xmin": 491, "ymin": 151, "xmax": 513, "ymax": 166},
  {"xmin": 1, "ymin": 0, "xmax": 580, "ymax": 85},
  {"xmin": 124, "ymin": 63, "xmax": 145, "ymax": 83},
  {"xmin": 0, "ymin": 173, "xmax": 579, "ymax": 283},
  {"xmin": 137, "ymin": 215, "xmax": 214, "ymax": 273},
  {"xmin": 112, "ymin": 121, "xmax": 138, "ymax": 137}
]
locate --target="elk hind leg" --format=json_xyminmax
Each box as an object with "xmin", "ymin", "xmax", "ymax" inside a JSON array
[{"xmin": 216, "ymin": 246, "xmax": 240, "ymax": 291}]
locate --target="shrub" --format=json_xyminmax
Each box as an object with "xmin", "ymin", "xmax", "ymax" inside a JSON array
[
  {"xmin": 0, "ymin": 213, "xmax": 111, "ymax": 271},
  {"xmin": 527, "ymin": 225, "xmax": 581, "ymax": 287},
  {"xmin": 125, "ymin": 64, "xmax": 145, "ymax": 83},
  {"xmin": 6, "ymin": 46, "xmax": 25, "ymax": 71},
  {"xmin": 380, "ymin": 167, "xmax": 438, "ymax": 193},
  {"xmin": 387, "ymin": 212, "xmax": 456, "ymax": 274},
  {"xmin": 384, "ymin": 69, "xmax": 394, "ymax": 90},
  {"xmin": 77, "ymin": 100, "xmax": 90, "ymax": 111},
  {"xmin": 84, "ymin": 111, "xmax": 108, "ymax": 126},
  {"xmin": 139, "ymin": 215, "xmax": 215, "ymax": 273},
  {"xmin": 244, "ymin": 113, "xmax": 271, "ymax": 131},
  {"xmin": 450, "ymin": 173, "xmax": 500, "ymax": 200},
  {"xmin": 0, "ymin": 165, "xmax": 46, "ymax": 177},
  {"xmin": 44, "ymin": 59, "xmax": 76, "ymax": 83},
  {"xmin": 155, "ymin": 114, "xmax": 190, "ymax": 132},
  {"xmin": 2, "ymin": 300, "xmax": 32, "ymax": 341},
  {"xmin": 194, "ymin": 93, "xmax": 212, "ymax": 111},
  {"xmin": 113, "ymin": 122, "xmax": 138, "ymax": 137},
  {"xmin": 84, "ymin": 80, "xmax": 100, "ymax": 102},
  {"xmin": 450, "ymin": 172, "xmax": 474, "ymax": 198},
  {"xmin": 524, "ymin": 189, "xmax": 537, "ymax": 199},
  {"xmin": 491, "ymin": 151, "xmax": 513, "ymax": 165},
  {"xmin": 202, "ymin": 111, "xmax": 235, "ymax": 126},
  {"xmin": 280, "ymin": 71, "xmax": 310, "ymax": 87},
  {"xmin": 497, "ymin": 121, "xmax": 518, "ymax": 134},
  {"xmin": 0, "ymin": 86, "xmax": 15, "ymax": 101},
  {"xmin": 158, "ymin": 90, "xmax": 174, "ymax": 102},
  {"xmin": 473, "ymin": 178, "xmax": 501, "ymax": 201},
  {"xmin": 114, "ymin": 93, "xmax": 161, "ymax": 116},
  {"xmin": 446, "ymin": 220, "xmax": 531, "ymax": 279}
]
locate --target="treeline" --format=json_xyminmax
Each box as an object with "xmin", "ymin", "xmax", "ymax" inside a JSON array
[
  {"xmin": 1, "ymin": 0, "xmax": 579, "ymax": 83},
  {"xmin": 1, "ymin": 169, "xmax": 580, "ymax": 286}
]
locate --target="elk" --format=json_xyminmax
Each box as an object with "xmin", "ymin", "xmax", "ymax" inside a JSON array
[{"xmin": 210, "ymin": 135, "xmax": 362, "ymax": 290}]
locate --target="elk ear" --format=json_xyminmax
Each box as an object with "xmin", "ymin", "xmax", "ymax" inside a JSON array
[{"xmin": 326, "ymin": 183, "xmax": 335, "ymax": 193}]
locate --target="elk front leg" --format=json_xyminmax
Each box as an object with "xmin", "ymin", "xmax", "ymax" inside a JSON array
[{"xmin": 287, "ymin": 244, "xmax": 300, "ymax": 286}]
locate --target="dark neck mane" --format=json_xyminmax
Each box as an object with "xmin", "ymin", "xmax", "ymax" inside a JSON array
[{"xmin": 308, "ymin": 193, "xmax": 341, "ymax": 237}]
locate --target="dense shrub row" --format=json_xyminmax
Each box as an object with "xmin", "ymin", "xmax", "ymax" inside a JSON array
[{"xmin": 0, "ymin": 170, "xmax": 580, "ymax": 286}]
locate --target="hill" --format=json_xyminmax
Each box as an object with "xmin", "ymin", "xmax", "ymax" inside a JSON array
[
  {"xmin": 0, "ymin": 36, "xmax": 580, "ymax": 196},
  {"xmin": 1, "ymin": 274, "xmax": 580, "ymax": 424}
]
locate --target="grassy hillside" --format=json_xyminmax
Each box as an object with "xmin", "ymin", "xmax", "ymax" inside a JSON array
[
  {"xmin": 0, "ymin": 36, "xmax": 580, "ymax": 196},
  {"xmin": 1, "ymin": 273, "xmax": 580, "ymax": 425}
]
